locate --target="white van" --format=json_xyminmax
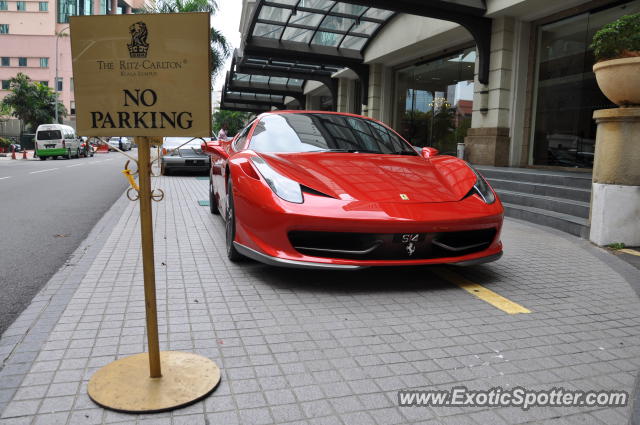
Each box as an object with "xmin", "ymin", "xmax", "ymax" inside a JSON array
[{"xmin": 35, "ymin": 124, "xmax": 81, "ymax": 160}]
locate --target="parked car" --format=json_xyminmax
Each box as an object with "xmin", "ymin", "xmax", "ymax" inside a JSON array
[
  {"xmin": 35, "ymin": 124, "xmax": 82, "ymax": 160},
  {"xmin": 160, "ymin": 137, "xmax": 210, "ymax": 175},
  {"xmin": 107, "ymin": 137, "xmax": 131, "ymax": 151},
  {"xmin": 203, "ymin": 111, "xmax": 504, "ymax": 269}
]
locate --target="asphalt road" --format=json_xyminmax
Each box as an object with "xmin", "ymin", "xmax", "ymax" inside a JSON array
[{"xmin": 0, "ymin": 152, "xmax": 129, "ymax": 335}]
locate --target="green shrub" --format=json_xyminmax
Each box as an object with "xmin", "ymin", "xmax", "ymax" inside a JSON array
[
  {"xmin": 0, "ymin": 137, "xmax": 11, "ymax": 148},
  {"xmin": 591, "ymin": 13, "xmax": 640, "ymax": 62}
]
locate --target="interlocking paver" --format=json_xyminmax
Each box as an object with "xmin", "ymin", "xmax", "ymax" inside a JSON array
[{"xmin": 0, "ymin": 176, "xmax": 639, "ymax": 424}]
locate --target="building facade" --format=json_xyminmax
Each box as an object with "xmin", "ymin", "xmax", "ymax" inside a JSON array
[
  {"xmin": 233, "ymin": 0, "xmax": 638, "ymax": 170},
  {"xmin": 0, "ymin": 0, "xmax": 146, "ymax": 129}
]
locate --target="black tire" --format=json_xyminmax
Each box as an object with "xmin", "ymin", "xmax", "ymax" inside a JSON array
[
  {"xmin": 209, "ymin": 176, "xmax": 219, "ymax": 215},
  {"xmin": 39, "ymin": 156, "xmax": 47, "ymax": 161},
  {"xmin": 225, "ymin": 178, "xmax": 243, "ymax": 262}
]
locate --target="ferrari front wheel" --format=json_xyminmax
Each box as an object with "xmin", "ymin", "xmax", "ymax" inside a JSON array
[{"xmin": 225, "ymin": 178, "xmax": 243, "ymax": 262}]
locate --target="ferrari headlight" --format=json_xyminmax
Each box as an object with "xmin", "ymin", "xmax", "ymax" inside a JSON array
[
  {"xmin": 250, "ymin": 156, "xmax": 303, "ymax": 204},
  {"xmin": 468, "ymin": 166, "xmax": 496, "ymax": 204}
]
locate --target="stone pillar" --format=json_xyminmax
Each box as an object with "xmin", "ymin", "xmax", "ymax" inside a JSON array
[
  {"xmin": 125, "ymin": 4, "xmax": 132, "ymax": 13},
  {"xmin": 337, "ymin": 78, "xmax": 349, "ymax": 113},
  {"xmin": 590, "ymin": 108, "xmax": 640, "ymax": 246},
  {"xmin": 465, "ymin": 17, "xmax": 514, "ymax": 166},
  {"xmin": 366, "ymin": 64, "xmax": 383, "ymax": 119},
  {"xmin": 110, "ymin": 0, "xmax": 117, "ymax": 14}
]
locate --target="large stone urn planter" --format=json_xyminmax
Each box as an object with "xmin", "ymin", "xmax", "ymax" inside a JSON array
[{"xmin": 593, "ymin": 56, "xmax": 640, "ymax": 106}]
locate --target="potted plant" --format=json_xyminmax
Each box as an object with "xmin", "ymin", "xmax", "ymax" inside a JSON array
[{"xmin": 591, "ymin": 13, "xmax": 640, "ymax": 106}]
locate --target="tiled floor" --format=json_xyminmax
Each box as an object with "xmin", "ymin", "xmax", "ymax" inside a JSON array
[{"xmin": 1, "ymin": 176, "xmax": 639, "ymax": 425}]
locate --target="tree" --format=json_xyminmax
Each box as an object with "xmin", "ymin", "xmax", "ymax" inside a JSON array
[
  {"xmin": 1, "ymin": 73, "xmax": 67, "ymax": 132},
  {"xmin": 212, "ymin": 109, "xmax": 253, "ymax": 137},
  {"xmin": 144, "ymin": 0, "xmax": 231, "ymax": 77}
]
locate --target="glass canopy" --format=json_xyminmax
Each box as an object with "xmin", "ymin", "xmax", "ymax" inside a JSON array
[
  {"xmin": 231, "ymin": 73, "xmax": 305, "ymax": 92},
  {"xmin": 249, "ymin": 0, "xmax": 396, "ymax": 58}
]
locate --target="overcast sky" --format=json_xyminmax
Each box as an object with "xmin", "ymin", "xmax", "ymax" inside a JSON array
[{"xmin": 212, "ymin": 0, "xmax": 243, "ymax": 97}]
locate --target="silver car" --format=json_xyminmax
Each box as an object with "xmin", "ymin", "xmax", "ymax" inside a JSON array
[
  {"xmin": 108, "ymin": 137, "xmax": 131, "ymax": 151},
  {"xmin": 160, "ymin": 137, "xmax": 210, "ymax": 176}
]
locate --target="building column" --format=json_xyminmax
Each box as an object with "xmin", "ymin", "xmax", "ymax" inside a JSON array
[
  {"xmin": 125, "ymin": 5, "xmax": 132, "ymax": 13},
  {"xmin": 110, "ymin": 0, "xmax": 117, "ymax": 14},
  {"xmin": 337, "ymin": 78, "xmax": 349, "ymax": 113},
  {"xmin": 366, "ymin": 64, "xmax": 383, "ymax": 119},
  {"xmin": 465, "ymin": 17, "xmax": 514, "ymax": 166},
  {"xmin": 589, "ymin": 108, "xmax": 640, "ymax": 246}
]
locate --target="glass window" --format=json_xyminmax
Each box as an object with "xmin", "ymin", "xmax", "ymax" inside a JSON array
[
  {"xmin": 531, "ymin": 0, "xmax": 640, "ymax": 168},
  {"xmin": 39, "ymin": 80, "xmax": 48, "ymax": 86},
  {"xmin": 40, "ymin": 58, "xmax": 48, "ymax": 68},
  {"xmin": 37, "ymin": 130, "xmax": 62, "ymax": 140},
  {"xmin": 250, "ymin": 113, "xmax": 416, "ymax": 155},
  {"xmin": 1, "ymin": 57, "xmax": 9, "ymax": 66},
  {"xmin": 39, "ymin": 1, "xmax": 48, "ymax": 11},
  {"xmin": 1, "ymin": 80, "xmax": 9, "ymax": 90},
  {"xmin": 0, "ymin": 1, "xmax": 7, "ymax": 10},
  {"xmin": 394, "ymin": 47, "xmax": 475, "ymax": 155},
  {"xmin": 17, "ymin": 1, "xmax": 26, "ymax": 10},
  {"xmin": 70, "ymin": 101, "xmax": 75, "ymax": 114},
  {"xmin": 18, "ymin": 57, "xmax": 27, "ymax": 67},
  {"xmin": 0, "ymin": 24, "xmax": 9, "ymax": 34},
  {"xmin": 56, "ymin": 77, "xmax": 63, "ymax": 91}
]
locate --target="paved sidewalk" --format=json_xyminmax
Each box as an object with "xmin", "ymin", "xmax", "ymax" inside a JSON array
[{"xmin": 1, "ymin": 176, "xmax": 640, "ymax": 425}]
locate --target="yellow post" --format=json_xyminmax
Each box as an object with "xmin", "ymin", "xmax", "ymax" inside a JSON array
[{"xmin": 136, "ymin": 136, "xmax": 161, "ymax": 378}]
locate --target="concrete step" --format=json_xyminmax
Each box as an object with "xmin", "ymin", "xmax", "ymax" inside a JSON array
[
  {"xmin": 496, "ymin": 190, "xmax": 590, "ymax": 219},
  {"xmin": 502, "ymin": 202, "xmax": 590, "ymax": 238},
  {"xmin": 476, "ymin": 166, "xmax": 592, "ymax": 190},
  {"xmin": 489, "ymin": 178, "xmax": 591, "ymax": 203}
]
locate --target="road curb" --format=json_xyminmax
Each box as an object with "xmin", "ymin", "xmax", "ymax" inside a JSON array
[{"xmin": 0, "ymin": 190, "xmax": 129, "ymax": 415}]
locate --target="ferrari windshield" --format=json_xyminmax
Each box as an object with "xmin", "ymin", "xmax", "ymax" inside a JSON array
[{"xmin": 249, "ymin": 113, "xmax": 417, "ymax": 156}]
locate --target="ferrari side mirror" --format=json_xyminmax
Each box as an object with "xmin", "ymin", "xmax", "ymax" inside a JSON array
[{"xmin": 421, "ymin": 147, "xmax": 439, "ymax": 158}]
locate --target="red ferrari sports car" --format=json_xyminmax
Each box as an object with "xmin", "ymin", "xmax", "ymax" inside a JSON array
[{"xmin": 203, "ymin": 111, "xmax": 503, "ymax": 270}]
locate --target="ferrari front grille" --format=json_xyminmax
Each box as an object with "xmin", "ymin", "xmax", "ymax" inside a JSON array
[{"xmin": 288, "ymin": 229, "xmax": 497, "ymax": 261}]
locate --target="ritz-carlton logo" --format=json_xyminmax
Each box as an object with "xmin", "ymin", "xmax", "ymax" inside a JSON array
[{"xmin": 128, "ymin": 22, "xmax": 149, "ymax": 58}]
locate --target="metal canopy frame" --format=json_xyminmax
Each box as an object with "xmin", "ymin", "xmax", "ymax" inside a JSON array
[
  {"xmin": 336, "ymin": 0, "xmax": 492, "ymax": 84},
  {"xmin": 230, "ymin": 51, "xmax": 339, "ymax": 109},
  {"xmin": 221, "ymin": 89, "xmax": 286, "ymax": 110},
  {"xmin": 225, "ymin": 73, "xmax": 306, "ymax": 108},
  {"xmin": 241, "ymin": 0, "xmax": 492, "ymax": 105},
  {"xmin": 218, "ymin": 102, "xmax": 272, "ymax": 113}
]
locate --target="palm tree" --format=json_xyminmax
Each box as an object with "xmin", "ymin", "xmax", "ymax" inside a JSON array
[{"xmin": 143, "ymin": 0, "xmax": 230, "ymax": 77}]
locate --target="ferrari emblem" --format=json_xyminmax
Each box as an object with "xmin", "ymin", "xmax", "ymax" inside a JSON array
[
  {"xmin": 406, "ymin": 242, "xmax": 416, "ymax": 256},
  {"xmin": 400, "ymin": 194, "xmax": 409, "ymax": 200}
]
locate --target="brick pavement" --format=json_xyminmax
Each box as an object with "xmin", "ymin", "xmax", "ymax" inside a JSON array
[{"xmin": 1, "ymin": 175, "xmax": 640, "ymax": 425}]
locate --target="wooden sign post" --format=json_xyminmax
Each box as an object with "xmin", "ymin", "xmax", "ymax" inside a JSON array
[{"xmin": 70, "ymin": 13, "xmax": 220, "ymax": 413}]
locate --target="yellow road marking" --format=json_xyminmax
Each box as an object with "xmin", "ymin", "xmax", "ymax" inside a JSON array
[
  {"xmin": 433, "ymin": 268, "xmax": 531, "ymax": 315},
  {"xmin": 619, "ymin": 248, "xmax": 640, "ymax": 257}
]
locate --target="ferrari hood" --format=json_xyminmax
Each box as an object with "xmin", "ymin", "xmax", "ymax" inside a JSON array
[{"xmin": 257, "ymin": 152, "xmax": 476, "ymax": 203}]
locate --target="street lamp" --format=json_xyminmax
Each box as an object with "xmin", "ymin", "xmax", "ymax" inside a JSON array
[{"xmin": 55, "ymin": 26, "xmax": 70, "ymax": 124}]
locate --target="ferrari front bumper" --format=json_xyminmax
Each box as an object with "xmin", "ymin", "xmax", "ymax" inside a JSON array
[{"xmin": 234, "ymin": 241, "xmax": 503, "ymax": 270}]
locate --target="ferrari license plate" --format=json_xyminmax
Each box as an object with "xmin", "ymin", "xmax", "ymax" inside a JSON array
[{"xmin": 393, "ymin": 233, "xmax": 425, "ymax": 243}]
